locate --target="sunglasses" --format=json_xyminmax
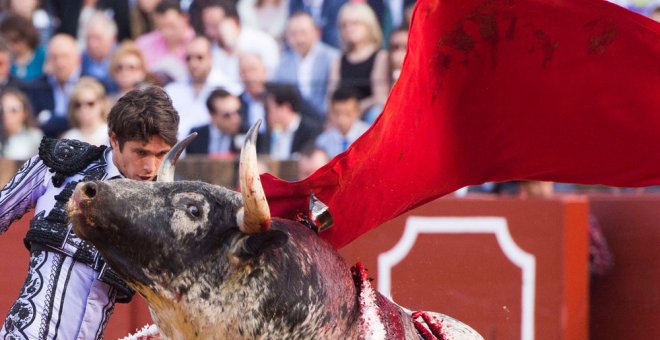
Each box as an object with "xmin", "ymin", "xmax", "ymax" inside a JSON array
[
  {"xmin": 116, "ymin": 63, "xmax": 141, "ymax": 71},
  {"xmin": 74, "ymin": 100, "xmax": 98, "ymax": 109},
  {"xmin": 185, "ymin": 54, "xmax": 205, "ymax": 62}
]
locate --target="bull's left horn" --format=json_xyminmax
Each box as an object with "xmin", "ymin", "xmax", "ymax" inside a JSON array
[
  {"xmin": 237, "ymin": 120, "xmax": 271, "ymax": 233},
  {"xmin": 156, "ymin": 133, "xmax": 198, "ymax": 182}
]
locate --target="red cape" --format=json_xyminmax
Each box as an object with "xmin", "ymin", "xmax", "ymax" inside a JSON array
[{"xmin": 262, "ymin": 0, "xmax": 660, "ymax": 248}]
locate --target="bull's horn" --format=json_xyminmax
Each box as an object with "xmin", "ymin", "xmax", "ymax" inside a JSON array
[
  {"xmin": 237, "ymin": 120, "xmax": 271, "ymax": 233},
  {"xmin": 156, "ymin": 132, "xmax": 198, "ymax": 182}
]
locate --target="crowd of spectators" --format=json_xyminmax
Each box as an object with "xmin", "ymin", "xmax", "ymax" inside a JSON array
[
  {"xmin": 0, "ymin": 0, "xmax": 416, "ymax": 175},
  {"xmin": 0, "ymin": 0, "xmax": 658, "ymax": 182}
]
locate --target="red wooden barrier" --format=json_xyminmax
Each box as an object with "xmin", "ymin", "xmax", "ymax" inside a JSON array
[
  {"xmin": 589, "ymin": 195, "xmax": 660, "ymax": 339},
  {"xmin": 339, "ymin": 196, "xmax": 590, "ymax": 340},
  {"xmin": 11, "ymin": 194, "xmax": 660, "ymax": 339}
]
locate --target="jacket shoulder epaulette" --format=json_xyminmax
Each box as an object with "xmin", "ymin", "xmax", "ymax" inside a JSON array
[{"xmin": 38, "ymin": 137, "xmax": 107, "ymax": 187}]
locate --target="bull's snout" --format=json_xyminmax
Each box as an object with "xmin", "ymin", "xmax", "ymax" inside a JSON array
[
  {"xmin": 71, "ymin": 182, "xmax": 99, "ymax": 207},
  {"xmin": 80, "ymin": 182, "xmax": 98, "ymax": 200},
  {"xmin": 70, "ymin": 182, "xmax": 101, "ymax": 214},
  {"xmin": 68, "ymin": 182, "xmax": 104, "ymax": 238}
]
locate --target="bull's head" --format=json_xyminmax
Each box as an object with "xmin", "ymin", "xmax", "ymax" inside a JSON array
[
  {"xmin": 67, "ymin": 122, "xmax": 288, "ymax": 296},
  {"xmin": 68, "ymin": 122, "xmax": 362, "ymax": 339}
]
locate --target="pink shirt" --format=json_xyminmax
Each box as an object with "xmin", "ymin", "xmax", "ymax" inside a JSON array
[{"xmin": 136, "ymin": 28, "xmax": 195, "ymax": 81}]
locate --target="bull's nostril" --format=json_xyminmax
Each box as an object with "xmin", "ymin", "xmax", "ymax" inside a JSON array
[{"xmin": 83, "ymin": 182, "xmax": 98, "ymax": 199}]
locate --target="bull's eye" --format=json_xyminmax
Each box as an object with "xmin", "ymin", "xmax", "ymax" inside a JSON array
[{"xmin": 186, "ymin": 204, "xmax": 200, "ymax": 218}]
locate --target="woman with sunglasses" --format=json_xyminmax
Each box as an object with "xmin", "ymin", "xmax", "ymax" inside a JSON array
[
  {"xmin": 61, "ymin": 77, "xmax": 109, "ymax": 146},
  {"xmin": 107, "ymin": 41, "xmax": 152, "ymax": 105},
  {"xmin": 0, "ymin": 87, "xmax": 43, "ymax": 159}
]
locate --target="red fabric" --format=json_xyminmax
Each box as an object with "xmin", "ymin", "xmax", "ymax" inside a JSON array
[{"xmin": 262, "ymin": 0, "xmax": 660, "ymax": 248}]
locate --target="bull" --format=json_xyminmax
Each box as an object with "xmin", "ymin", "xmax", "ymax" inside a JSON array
[{"xmin": 67, "ymin": 122, "xmax": 483, "ymax": 339}]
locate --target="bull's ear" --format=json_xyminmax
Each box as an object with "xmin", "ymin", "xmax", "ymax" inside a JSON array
[{"xmin": 236, "ymin": 230, "xmax": 288, "ymax": 260}]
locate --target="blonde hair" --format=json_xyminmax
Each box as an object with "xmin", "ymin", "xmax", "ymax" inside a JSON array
[
  {"xmin": 109, "ymin": 40, "xmax": 147, "ymax": 74},
  {"xmin": 337, "ymin": 2, "xmax": 383, "ymax": 50},
  {"xmin": 67, "ymin": 77, "xmax": 107, "ymax": 128}
]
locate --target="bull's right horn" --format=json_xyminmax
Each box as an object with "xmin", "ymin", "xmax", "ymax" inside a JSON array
[
  {"xmin": 156, "ymin": 132, "xmax": 198, "ymax": 182},
  {"xmin": 237, "ymin": 120, "xmax": 271, "ymax": 233}
]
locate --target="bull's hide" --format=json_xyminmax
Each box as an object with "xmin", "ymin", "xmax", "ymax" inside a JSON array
[{"xmin": 68, "ymin": 179, "xmax": 482, "ymax": 340}]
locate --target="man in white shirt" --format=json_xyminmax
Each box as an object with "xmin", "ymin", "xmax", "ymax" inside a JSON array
[
  {"xmin": 315, "ymin": 87, "xmax": 370, "ymax": 157},
  {"xmin": 201, "ymin": 0, "xmax": 280, "ymax": 87},
  {"xmin": 273, "ymin": 12, "xmax": 339, "ymax": 115},
  {"xmin": 165, "ymin": 36, "xmax": 233, "ymax": 140},
  {"xmin": 238, "ymin": 52, "xmax": 269, "ymax": 135}
]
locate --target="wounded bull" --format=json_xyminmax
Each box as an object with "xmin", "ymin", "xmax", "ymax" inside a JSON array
[{"xmin": 67, "ymin": 123, "xmax": 482, "ymax": 339}]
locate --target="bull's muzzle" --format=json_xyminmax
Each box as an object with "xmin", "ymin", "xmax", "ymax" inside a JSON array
[
  {"xmin": 68, "ymin": 182, "xmax": 104, "ymax": 237},
  {"xmin": 70, "ymin": 181, "xmax": 98, "ymax": 208}
]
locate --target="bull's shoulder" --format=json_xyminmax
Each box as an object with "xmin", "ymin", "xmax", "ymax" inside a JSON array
[{"xmin": 38, "ymin": 137, "xmax": 107, "ymax": 187}]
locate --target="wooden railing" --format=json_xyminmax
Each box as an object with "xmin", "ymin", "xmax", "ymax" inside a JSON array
[{"xmin": 0, "ymin": 157, "xmax": 301, "ymax": 188}]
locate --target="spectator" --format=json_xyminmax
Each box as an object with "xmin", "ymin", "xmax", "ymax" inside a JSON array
[
  {"xmin": 238, "ymin": 52, "xmax": 269, "ymax": 133},
  {"xmin": 315, "ymin": 87, "xmax": 368, "ymax": 157},
  {"xmin": 22, "ymin": 33, "xmax": 82, "ymax": 138},
  {"xmin": 108, "ymin": 41, "xmax": 152, "ymax": 104},
  {"xmin": 517, "ymin": 180, "xmax": 613, "ymax": 276},
  {"xmin": 165, "ymin": 36, "xmax": 232, "ymax": 139},
  {"xmin": 130, "ymin": 0, "xmax": 161, "ymax": 39},
  {"xmin": 61, "ymin": 77, "xmax": 109, "ymax": 146},
  {"xmin": 4, "ymin": 0, "xmax": 54, "ymax": 49},
  {"xmin": 75, "ymin": 0, "xmax": 102, "ymax": 48},
  {"xmin": 297, "ymin": 144, "xmax": 329, "ymax": 179},
  {"xmin": 387, "ymin": 27, "xmax": 408, "ymax": 88},
  {"xmin": 0, "ymin": 87, "xmax": 43, "ymax": 160},
  {"xmin": 273, "ymin": 12, "xmax": 339, "ymax": 115},
  {"xmin": 288, "ymin": 0, "xmax": 346, "ymax": 48},
  {"xmin": 81, "ymin": 11, "xmax": 119, "ymax": 93},
  {"xmin": 263, "ymin": 82, "xmax": 322, "ymax": 159},
  {"xmin": 136, "ymin": 0, "xmax": 194, "ymax": 83},
  {"xmin": 364, "ymin": 0, "xmax": 415, "ymax": 44},
  {"xmin": 186, "ymin": 88, "xmax": 243, "ymax": 157},
  {"xmin": 97, "ymin": 1, "xmax": 133, "ymax": 42},
  {"xmin": 237, "ymin": 0, "xmax": 289, "ymax": 41},
  {"xmin": 0, "ymin": 14, "xmax": 45, "ymax": 82},
  {"xmin": 50, "ymin": 0, "xmax": 131, "ymax": 42},
  {"xmin": 403, "ymin": 3, "xmax": 414, "ymax": 29},
  {"xmin": 328, "ymin": 2, "xmax": 389, "ymax": 123},
  {"xmin": 651, "ymin": 6, "xmax": 660, "ymax": 22},
  {"xmin": 201, "ymin": 0, "xmax": 280, "ymax": 86},
  {"xmin": 0, "ymin": 38, "xmax": 21, "ymax": 91},
  {"xmin": 187, "ymin": 0, "xmax": 207, "ymax": 35}
]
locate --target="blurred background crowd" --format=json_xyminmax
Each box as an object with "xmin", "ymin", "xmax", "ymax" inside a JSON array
[{"xmin": 0, "ymin": 0, "xmax": 658, "ymax": 186}]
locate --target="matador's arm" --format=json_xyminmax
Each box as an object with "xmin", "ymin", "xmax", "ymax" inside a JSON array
[{"xmin": 0, "ymin": 156, "xmax": 49, "ymax": 234}]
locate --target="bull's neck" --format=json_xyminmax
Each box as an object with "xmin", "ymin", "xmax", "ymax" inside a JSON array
[{"xmin": 140, "ymin": 225, "xmax": 363, "ymax": 339}]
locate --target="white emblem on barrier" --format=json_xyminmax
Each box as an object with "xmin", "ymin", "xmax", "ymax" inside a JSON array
[{"xmin": 378, "ymin": 216, "xmax": 536, "ymax": 340}]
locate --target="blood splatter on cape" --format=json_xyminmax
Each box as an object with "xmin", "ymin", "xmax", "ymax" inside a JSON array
[{"xmin": 262, "ymin": 0, "xmax": 660, "ymax": 248}]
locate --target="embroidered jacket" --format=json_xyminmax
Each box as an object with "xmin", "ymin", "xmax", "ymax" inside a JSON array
[{"xmin": 0, "ymin": 138, "xmax": 134, "ymax": 339}]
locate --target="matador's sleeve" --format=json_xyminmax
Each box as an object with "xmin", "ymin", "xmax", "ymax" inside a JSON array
[{"xmin": 0, "ymin": 156, "xmax": 49, "ymax": 234}]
